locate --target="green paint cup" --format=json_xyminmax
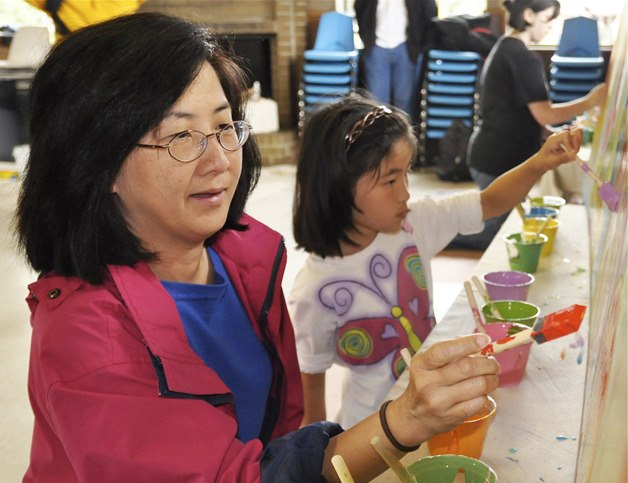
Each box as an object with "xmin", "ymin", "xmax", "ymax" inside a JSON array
[
  {"xmin": 503, "ymin": 232, "xmax": 547, "ymax": 273},
  {"xmin": 481, "ymin": 300, "xmax": 540, "ymax": 327},
  {"xmin": 407, "ymin": 455, "xmax": 498, "ymax": 482}
]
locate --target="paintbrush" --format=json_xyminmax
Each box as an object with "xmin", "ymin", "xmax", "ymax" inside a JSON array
[
  {"xmin": 559, "ymin": 143, "xmax": 620, "ymax": 212},
  {"xmin": 331, "ymin": 455, "xmax": 356, "ymax": 483},
  {"xmin": 480, "ymin": 304, "xmax": 586, "ymax": 356},
  {"xmin": 464, "ymin": 281, "xmax": 488, "ymax": 334},
  {"xmin": 471, "ymin": 275, "xmax": 504, "ymax": 319}
]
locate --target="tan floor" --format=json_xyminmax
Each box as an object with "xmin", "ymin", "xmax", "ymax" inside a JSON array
[{"xmin": 0, "ymin": 163, "xmax": 479, "ymax": 480}]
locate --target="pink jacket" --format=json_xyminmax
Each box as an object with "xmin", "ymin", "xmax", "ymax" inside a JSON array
[{"xmin": 24, "ymin": 214, "xmax": 303, "ymax": 482}]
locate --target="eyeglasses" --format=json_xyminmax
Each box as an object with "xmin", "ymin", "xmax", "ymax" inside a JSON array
[{"xmin": 137, "ymin": 120, "xmax": 252, "ymax": 163}]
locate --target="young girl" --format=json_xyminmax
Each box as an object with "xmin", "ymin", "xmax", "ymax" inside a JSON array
[{"xmin": 289, "ymin": 94, "xmax": 582, "ymax": 429}]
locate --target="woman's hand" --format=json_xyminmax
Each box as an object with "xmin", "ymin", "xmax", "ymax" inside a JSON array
[{"xmin": 385, "ymin": 334, "xmax": 500, "ymax": 447}]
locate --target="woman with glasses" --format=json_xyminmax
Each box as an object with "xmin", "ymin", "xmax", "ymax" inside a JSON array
[{"xmin": 16, "ymin": 13, "xmax": 500, "ymax": 482}]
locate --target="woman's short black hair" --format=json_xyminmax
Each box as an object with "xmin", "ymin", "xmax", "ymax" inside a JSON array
[
  {"xmin": 15, "ymin": 12, "xmax": 261, "ymax": 285},
  {"xmin": 504, "ymin": 0, "xmax": 560, "ymax": 31},
  {"xmin": 293, "ymin": 92, "xmax": 416, "ymax": 258}
]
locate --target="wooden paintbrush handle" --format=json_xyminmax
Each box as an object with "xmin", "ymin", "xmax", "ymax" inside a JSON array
[{"xmin": 480, "ymin": 328, "xmax": 534, "ymax": 355}]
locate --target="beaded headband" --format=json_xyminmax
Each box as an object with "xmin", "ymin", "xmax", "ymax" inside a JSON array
[{"xmin": 345, "ymin": 105, "xmax": 392, "ymax": 150}]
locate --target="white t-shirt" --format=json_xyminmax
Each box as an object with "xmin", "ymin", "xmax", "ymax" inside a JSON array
[
  {"xmin": 375, "ymin": 0, "xmax": 408, "ymax": 49},
  {"xmin": 288, "ymin": 190, "xmax": 484, "ymax": 428}
]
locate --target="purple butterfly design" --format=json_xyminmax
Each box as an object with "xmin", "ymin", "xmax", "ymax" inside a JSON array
[{"xmin": 319, "ymin": 246, "xmax": 435, "ymax": 378}]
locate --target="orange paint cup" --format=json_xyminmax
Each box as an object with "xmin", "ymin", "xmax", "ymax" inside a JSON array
[{"xmin": 427, "ymin": 396, "xmax": 496, "ymax": 459}]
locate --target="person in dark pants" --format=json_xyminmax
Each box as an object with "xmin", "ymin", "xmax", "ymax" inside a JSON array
[
  {"xmin": 355, "ymin": 0, "xmax": 437, "ymax": 120},
  {"xmin": 452, "ymin": 0, "xmax": 606, "ymax": 250}
]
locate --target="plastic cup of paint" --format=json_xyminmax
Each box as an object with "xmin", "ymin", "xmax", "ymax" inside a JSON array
[
  {"xmin": 479, "ymin": 321, "xmax": 534, "ymax": 386},
  {"xmin": 503, "ymin": 232, "xmax": 547, "ymax": 273},
  {"xmin": 481, "ymin": 300, "xmax": 540, "ymax": 326},
  {"xmin": 407, "ymin": 454, "xmax": 498, "ymax": 482},
  {"xmin": 526, "ymin": 206, "xmax": 559, "ymax": 219},
  {"xmin": 427, "ymin": 396, "xmax": 497, "ymax": 460},
  {"xmin": 482, "ymin": 270, "xmax": 535, "ymax": 301},
  {"xmin": 529, "ymin": 196, "xmax": 566, "ymax": 212},
  {"xmin": 522, "ymin": 217, "xmax": 560, "ymax": 256}
]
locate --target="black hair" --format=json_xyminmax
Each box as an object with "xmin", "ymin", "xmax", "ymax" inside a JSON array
[
  {"xmin": 504, "ymin": 0, "xmax": 560, "ymax": 31},
  {"xmin": 293, "ymin": 92, "xmax": 416, "ymax": 258},
  {"xmin": 14, "ymin": 12, "xmax": 261, "ymax": 285}
]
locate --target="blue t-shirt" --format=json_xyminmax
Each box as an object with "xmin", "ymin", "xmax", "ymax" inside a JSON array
[{"xmin": 162, "ymin": 248, "xmax": 272, "ymax": 442}]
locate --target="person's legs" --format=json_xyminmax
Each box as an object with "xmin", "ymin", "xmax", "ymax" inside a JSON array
[
  {"xmin": 389, "ymin": 42, "xmax": 418, "ymax": 118},
  {"xmin": 362, "ymin": 45, "xmax": 392, "ymax": 104},
  {"xmin": 448, "ymin": 167, "xmax": 509, "ymax": 251}
]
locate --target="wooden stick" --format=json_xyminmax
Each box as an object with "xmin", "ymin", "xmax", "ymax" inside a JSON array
[
  {"xmin": 464, "ymin": 281, "xmax": 488, "ymax": 334},
  {"xmin": 331, "ymin": 455, "xmax": 356, "ymax": 483},
  {"xmin": 471, "ymin": 275, "xmax": 502, "ymax": 319},
  {"xmin": 480, "ymin": 328, "xmax": 534, "ymax": 355},
  {"xmin": 400, "ymin": 347, "xmax": 413, "ymax": 369},
  {"xmin": 370, "ymin": 436, "xmax": 417, "ymax": 483},
  {"xmin": 533, "ymin": 217, "xmax": 551, "ymax": 240}
]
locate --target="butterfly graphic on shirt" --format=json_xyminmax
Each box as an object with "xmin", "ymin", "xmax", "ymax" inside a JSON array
[{"xmin": 318, "ymin": 246, "xmax": 435, "ymax": 379}]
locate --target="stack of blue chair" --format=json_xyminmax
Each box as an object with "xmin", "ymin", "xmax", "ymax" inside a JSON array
[
  {"xmin": 549, "ymin": 16, "xmax": 604, "ymax": 103},
  {"xmin": 418, "ymin": 49, "xmax": 481, "ymax": 164},
  {"xmin": 298, "ymin": 11, "xmax": 358, "ymax": 129}
]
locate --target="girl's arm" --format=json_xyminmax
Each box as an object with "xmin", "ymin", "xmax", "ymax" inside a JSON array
[
  {"xmin": 320, "ymin": 334, "xmax": 500, "ymax": 482},
  {"xmin": 300, "ymin": 372, "xmax": 327, "ymax": 426},
  {"xmin": 527, "ymin": 83, "xmax": 607, "ymax": 126},
  {"xmin": 480, "ymin": 128, "xmax": 582, "ymax": 220}
]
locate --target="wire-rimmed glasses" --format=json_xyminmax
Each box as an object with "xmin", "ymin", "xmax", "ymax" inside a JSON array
[{"xmin": 137, "ymin": 120, "xmax": 252, "ymax": 163}]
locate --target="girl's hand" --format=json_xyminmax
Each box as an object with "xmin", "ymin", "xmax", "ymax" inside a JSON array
[
  {"xmin": 385, "ymin": 334, "xmax": 500, "ymax": 447},
  {"xmin": 534, "ymin": 127, "xmax": 583, "ymax": 172}
]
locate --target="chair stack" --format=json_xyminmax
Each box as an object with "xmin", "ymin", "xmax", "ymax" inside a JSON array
[
  {"xmin": 418, "ymin": 49, "xmax": 481, "ymax": 165},
  {"xmin": 549, "ymin": 16, "xmax": 604, "ymax": 103},
  {"xmin": 298, "ymin": 11, "xmax": 358, "ymax": 130}
]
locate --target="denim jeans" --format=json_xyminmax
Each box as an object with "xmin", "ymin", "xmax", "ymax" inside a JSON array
[
  {"xmin": 448, "ymin": 167, "xmax": 510, "ymax": 251},
  {"xmin": 362, "ymin": 43, "xmax": 419, "ymax": 118}
]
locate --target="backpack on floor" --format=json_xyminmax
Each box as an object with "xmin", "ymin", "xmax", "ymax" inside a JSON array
[{"xmin": 434, "ymin": 120, "xmax": 472, "ymax": 182}]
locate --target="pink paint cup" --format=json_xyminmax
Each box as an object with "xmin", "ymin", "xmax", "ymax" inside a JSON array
[
  {"xmin": 480, "ymin": 322, "xmax": 533, "ymax": 387},
  {"xmin": 482, "ymin": 271, "xmax": 535, "ymax": 301}
]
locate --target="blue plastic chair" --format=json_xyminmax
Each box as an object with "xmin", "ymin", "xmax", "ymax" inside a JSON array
[
  {"xmin": 303, "ymin": 73, "xmax": 352, "ymax": 85},
  {"xmin": 427, "ymin": 72, "xmax": 477, "ymax": 84},
  {"xmin": 304, "ymin": 84, "xmax": 351, "ymax": 95},
  {"xmin": 303, "ymin": 11, "xmax": 358, "ymax": 63},
  {"xmin": 426, "ymin": 107, "xmax": 474, "ymax": 118},
  {"xmin": 428, "ymin": 50, "xmax": 481, "ymax": 62},
  {"xmin": 427, "ymin": 118, "xmax": 471, "ymax": 128},
  {"xmin": 427, "ymin": 95, "xmax": 474, "ymax": 106},
  {"xmin": 304, "ymin": 62, "xmax": 352, "ymax": 74},
  {"xmin": 556, "ymin": 16, "xmax": 601, "ymax": 58},
  {"xmin": 427, "ymin": 83, "xmax": 476, "ymax": 95},
  {"xmin": 550, "ymin": 66, "xmax": 602, "ymax": 81},
  {"xmin": 427, "ymin": 60, "xmax": 478, "ymax": 73},
  {"xmin": 550, "ymin": 79, "xmax": 600, "ymax": 92}
]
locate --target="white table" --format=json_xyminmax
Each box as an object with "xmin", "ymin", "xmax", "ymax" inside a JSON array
[{"xmin": 374, "ymin": 204, "xmax": 590, "ymax": 483}]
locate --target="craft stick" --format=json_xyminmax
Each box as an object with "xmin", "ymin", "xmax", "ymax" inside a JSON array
[
  {"xmin": 370, "ymin": 436, "xmax": 417, "ymax": 483},
  {"xmin": 453, "ymin": 468, "xmax": 466, "ymax": 483},
  {"xmin": 515, "ymin": 203, "xmax": 526, "ymax": 221},
  {"xmin": 533, "ymin": 217, "xmax": 551, "ymax": 240},
  {"xmin": 464, "ymin": 281, "xmax": 488, "ymax": 334},
  {"xmin": 400, "ymin": 347, "xmax": 413, "ymax": 369},
  {"xmin": 471, "ymin": 275, "xmax": 502, "ymax": 319},
  {"xmin": 331, "ymin": 455, "xmax": 356, "ymax": 483}
]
